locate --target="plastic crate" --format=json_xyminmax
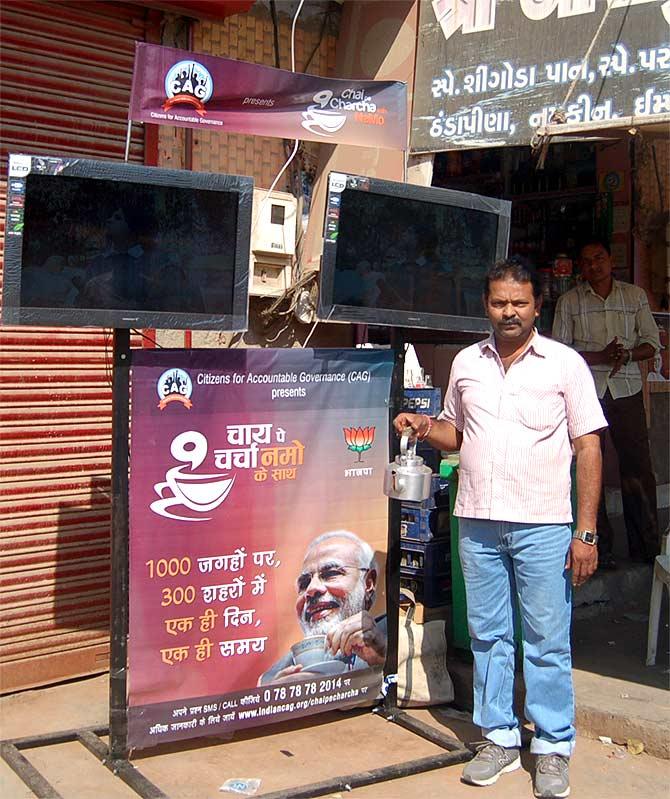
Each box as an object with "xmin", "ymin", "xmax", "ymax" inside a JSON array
[
  {"xmin": 403, "ymin": 474, "xmax": 451, "ymax": 511},
  {"xmin": 415, "ymin": 442, "xmax": 441, "ymax": 473},
  {"xmin": 402, "ymin": 388, "xmax": 442, "ymax": 417},
  {"xmin": 400, "ymin": 505, "xmax": 451, "ymax": 542},
  {"xmin": 400, "ymin": 539, "xmax": 451, "ymax": 577},
  {"xmin": 400, "ymin": 574, "xmax": 452, "ymax": 608}
]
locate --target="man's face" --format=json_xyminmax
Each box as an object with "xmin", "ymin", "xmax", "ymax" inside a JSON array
[
  {"xmin": 295, "ymin": 538, "xmax": 374, "ymax": 636},
  {"xmin": 485, "ymin": 278, "xmax": 540, "ymax": 344},
  {"xmin": 579, "ymin": 243, "xmax": 613, "ymax": 285},
  {"xmin": 105, "ymin": 208, "xmax": 130, "ymax": 242}
]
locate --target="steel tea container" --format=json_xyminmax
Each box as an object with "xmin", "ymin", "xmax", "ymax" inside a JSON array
[{"xmin": 383, "ymin": 429, "xmax": 433, "ymax": 502}]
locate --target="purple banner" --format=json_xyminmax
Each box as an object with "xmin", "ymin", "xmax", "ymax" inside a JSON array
[
  {"xmin": 128, "ymin": 42, "xmax": 408, "ymax": 150},
  {"xmin": 127, "ymin": 348, "xmax": 394, "ymax": 750}
]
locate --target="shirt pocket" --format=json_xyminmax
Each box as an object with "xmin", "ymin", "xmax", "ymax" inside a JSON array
[{"xmin": 509, "ymin": 389, "xmax": 564, "ymax": 432}]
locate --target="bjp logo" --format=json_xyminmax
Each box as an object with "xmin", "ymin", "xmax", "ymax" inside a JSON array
[{"xmin": 343, "ymin": 426, "xmax": 375, "ymax": 462}]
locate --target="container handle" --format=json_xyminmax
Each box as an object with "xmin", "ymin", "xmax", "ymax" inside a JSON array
[{"xmin": 400, "ymin": 428, "xmax": 417, "ymax": 459}]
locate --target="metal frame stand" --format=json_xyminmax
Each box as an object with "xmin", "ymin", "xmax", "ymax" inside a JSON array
[{"xmin": 1, "ymin": 338, "xmax": 472, "ymax": 798}]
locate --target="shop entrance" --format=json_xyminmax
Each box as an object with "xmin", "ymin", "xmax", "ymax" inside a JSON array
[{"xmin": 432, "ymin": 141, "xmax": 631, "ymax": 333}]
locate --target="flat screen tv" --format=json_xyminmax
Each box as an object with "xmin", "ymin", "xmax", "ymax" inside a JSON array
[
  {"xmin": 2, "ymin": 154, "xmax": 252, "ymax": 330},
  {"xmin": 318, "ymin": 172, "xmax": 511, "ymax": 332}
]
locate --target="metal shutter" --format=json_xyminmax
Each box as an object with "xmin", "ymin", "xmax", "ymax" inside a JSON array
[{"xmin": 0, "ymin": 1, "xmax": 152, "ymax": 692}]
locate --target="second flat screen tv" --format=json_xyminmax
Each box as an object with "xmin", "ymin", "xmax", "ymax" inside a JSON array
[
  {"xmin": 2, "ymin": 154, "xmax": 252, "ymax": 331},
  {"xmin": 318, "ymin": 173, "xmax": 511, "ymax": 332}
]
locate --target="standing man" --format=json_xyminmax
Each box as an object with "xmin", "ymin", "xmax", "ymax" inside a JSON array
[
  {"xmin": 553, "ymin": 238, "xmax": 661, "ymax": 569},
  {"xmin": 395, "ymin": 260, "xmax": 606, "ymax": 799}
]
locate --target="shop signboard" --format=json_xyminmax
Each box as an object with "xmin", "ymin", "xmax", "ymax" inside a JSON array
[
  {"xmin": 412, "ymin": 0, "xmax": 669, "ymax": 151},
  {"xmin": 127, "ymin": 348, "xmax": 394, "ymax": 749},
  {"xmin": 129, "ymin": 42, "xmax": 408, "ymax": 150}
]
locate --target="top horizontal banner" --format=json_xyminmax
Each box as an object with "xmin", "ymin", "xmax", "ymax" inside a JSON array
[{"xmin": 129, "ymin": 43, "xmax": 408, "ymax": 150}]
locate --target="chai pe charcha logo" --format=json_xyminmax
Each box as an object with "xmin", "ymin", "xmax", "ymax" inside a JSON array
[
  {"xmin": 164, "ymin": 60, "xmax": 213, "ymax": 116},
  {"xmin": 301, "ymin": 89, "xmax": 348, "ymax": 137},
  {"xmin": 151, "ymin": 431, "xmax": 235, "ymax": 522},
  {"xmin": 157, "ymin": 368, "xmax": 193, "ymax": 410},
  {"xmin": 343, "ymin": 425, "xmax": 375, "ymax": 462}
]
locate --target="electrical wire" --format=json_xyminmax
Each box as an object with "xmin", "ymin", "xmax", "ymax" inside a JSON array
[
  {"xmin": 131, "ymin": 327, "xmax": 163, "ymax": 348},
  {"xmin": 531, "ymin": 1, "xmax": 618, "ymax": 167},
  {"xmin": 251, "ymin": 0, "xmax": 306, "ymax": 237},
  {"xmin": 593, "ymin": 0, "xmax": 632, "ymax": 110},
  {"xmin": 302, "ymin": 318, "xmax": 320, "ymax": 348}
]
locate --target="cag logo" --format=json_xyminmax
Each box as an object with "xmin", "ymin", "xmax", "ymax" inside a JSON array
[
  {"xmin": 164, "ymin": 60, "xmax": 213, "ymax": 116},
  {"xmin": 157, "ymin": 368, "xmax": 193, "ymax": 410}
]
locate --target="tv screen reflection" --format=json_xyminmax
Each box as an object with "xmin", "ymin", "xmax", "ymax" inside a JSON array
[
  {"xmin": 19, "ymin": 174, "xmax": 239, "ymax": 316},
  {"xmin": 331, "ymin": 189, "xmax": 499, "ymax": 319}
]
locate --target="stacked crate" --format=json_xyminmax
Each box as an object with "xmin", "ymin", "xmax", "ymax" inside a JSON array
[
  {"xmin": 399, "ymin": 388, "xmax": 452, "ymax": 606},
  {"xmin": 401, "ymin": 388, "xmax": 442, "ymax": 471}
]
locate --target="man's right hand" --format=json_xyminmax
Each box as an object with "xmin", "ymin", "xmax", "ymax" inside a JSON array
[
  {"xmin": 393, "ymin": 412, "xmax": 430, "ymax": 439},
  {"xmin": 601, "ymin": 337, "xmax": 624, "ymax": 365}
]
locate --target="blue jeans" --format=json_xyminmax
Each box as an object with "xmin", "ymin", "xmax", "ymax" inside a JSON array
[{"xmin": 459, "ymin": 518, "xmax": 575, "ymax": 756}]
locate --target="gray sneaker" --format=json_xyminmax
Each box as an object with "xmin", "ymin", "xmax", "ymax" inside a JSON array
[
  {"xmin": 534, "ymin": 754, "xmax": 570, "ymax": 798},
  {"xmin": 461, "ymin": 743, "xmax": 521, "ymax": 786}
]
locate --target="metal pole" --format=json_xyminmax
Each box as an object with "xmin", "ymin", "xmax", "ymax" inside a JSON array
[
  {"xmin": 383, "ymin": 331, "xmax": 405, "ymax": 710},
  {"xmin": 109, "ymin": 328, "xmax": 131, "ymax": 760},
  {"xmin": 124, "ymin": 119, "xmax": 133, "ymax": 163}
]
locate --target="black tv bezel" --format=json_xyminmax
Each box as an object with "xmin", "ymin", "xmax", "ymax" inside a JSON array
[
  {"xmin": 2, "ymin": 154, "xmax": 252, "ymax": 331},
  {"xmin": 317, "ymin": 172, "xmax": 511, "ymax": 333}
]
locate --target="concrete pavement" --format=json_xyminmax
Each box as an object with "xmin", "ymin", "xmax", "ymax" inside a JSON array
[{"xmin": 1, "ymin": 660, "xmax": 668, "ymax": 799}]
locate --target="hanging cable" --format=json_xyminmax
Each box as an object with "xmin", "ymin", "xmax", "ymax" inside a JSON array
[
  {"xmin": 530, "ymin": 1, "xmax": 618, "ymax": 168},
  {"xmin": 251, "ymin": 0, "xmax": 306, "ymax": 237}
]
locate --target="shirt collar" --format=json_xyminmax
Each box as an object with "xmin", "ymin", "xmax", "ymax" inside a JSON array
[
  {"xmin": 581, "ymin": 277, "xmax": 620, "ymax": 299},
  {"xmin": 479, "ymin": 329, "xmax": 546, "ymax": 360}
]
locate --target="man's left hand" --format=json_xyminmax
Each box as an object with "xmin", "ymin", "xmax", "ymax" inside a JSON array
[
  {"xmin": 565, "ymin": 540, "xmax": 598, "ymax": 587},
  {"xmin": 325, "ymin": 611, "xmax": 386, "ymax": 666}
]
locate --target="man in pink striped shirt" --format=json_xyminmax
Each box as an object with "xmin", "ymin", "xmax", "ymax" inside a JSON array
[{"xmin": 395, "ymin": 260, "xmax": 606, "ymax": 799}]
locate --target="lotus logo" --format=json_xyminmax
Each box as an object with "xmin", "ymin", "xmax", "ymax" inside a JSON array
[{"xmin": 343, "ymin": 426, "xmax": 375, "ymax": 462}]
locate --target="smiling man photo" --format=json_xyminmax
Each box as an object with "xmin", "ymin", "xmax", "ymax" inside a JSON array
[{"xmin": 257, "ymin": 530, "xmax": 386, "ymax": 685}]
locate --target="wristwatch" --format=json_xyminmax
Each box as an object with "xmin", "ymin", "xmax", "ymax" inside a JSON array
[{"xmin": 572, "ymin": 529, "xmax": 598, "ymax": 545}]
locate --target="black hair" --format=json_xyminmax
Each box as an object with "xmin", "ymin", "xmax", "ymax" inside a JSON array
[
  {"xmin": 578, "ymin": 236, "xmax": 611, "ymax": 256},
  {"xmin": 483, "ymin": 258, "xmax": 542, "ymax": 300}
]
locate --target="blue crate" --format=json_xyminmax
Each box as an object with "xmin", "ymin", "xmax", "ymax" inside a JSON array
[
  {"xmin": 400, "ymin": 505, "xmax": 451, "ymax": 542},
  {"xmin": 400, "ymin": 574, "xmax": 452, "ymax": 608},
  {"xmin": 402, "ymin": 474, "xmax": 451, "ymax": 511},
  {"xmin": 400, "ymin": 539, "xmax": 451, "ymax": 577},
  {"xmin": 415, "ymin": 443, "xmax": 441, "ymax": 473},
  {"xmin": 402, "ymin": 388, "xmax": 442, "ymax": 417}
]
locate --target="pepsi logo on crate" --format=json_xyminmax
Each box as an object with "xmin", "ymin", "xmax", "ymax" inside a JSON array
[{"xmin": 402, "ymin": 388, "xmax": 442, "ymax": 418}]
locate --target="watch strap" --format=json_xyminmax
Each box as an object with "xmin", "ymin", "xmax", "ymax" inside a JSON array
[{"xmin": 572, "ymin": 529, "xmax": 598, "ymax": 545}]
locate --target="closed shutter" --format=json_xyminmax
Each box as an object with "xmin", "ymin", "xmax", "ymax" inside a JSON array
[{"xmin": 0, "ymin": 1, "xmax": 153, "ymax": 692}]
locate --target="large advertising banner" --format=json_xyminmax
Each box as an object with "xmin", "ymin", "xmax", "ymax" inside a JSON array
[
  {"xmin": 412, "ymin": 0, "xmax": 669, "ymax": 151},
  {"xmin": 127, "ymin": 348, "xmax": 394, "ymax": 750},
  {"xmin": 128, "ymin": 43, "xmax": 408, "ymax": 150}
]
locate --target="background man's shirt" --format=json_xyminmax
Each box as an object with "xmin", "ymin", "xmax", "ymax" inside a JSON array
[
  {"xmin": 440, "ymin": 333, "xmax": 606, "ymax": 524},
  {"xmin": 552, "ymin": 279, "xmax": 660, "ymax": 399}
]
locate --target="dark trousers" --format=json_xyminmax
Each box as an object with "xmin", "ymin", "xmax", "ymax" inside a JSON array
[{"xmin": 597, "ymin": 390, "xmax": 660, "ymax": 560}]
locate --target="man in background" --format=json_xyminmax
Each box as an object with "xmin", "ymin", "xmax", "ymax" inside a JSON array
[
  {"xmin": 258, "ymin": 530, "xmax": 386, "ymax": 685},
  {"xmin": 553, "ymin": 238, "xmax": 661, "ymax": 569}
]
